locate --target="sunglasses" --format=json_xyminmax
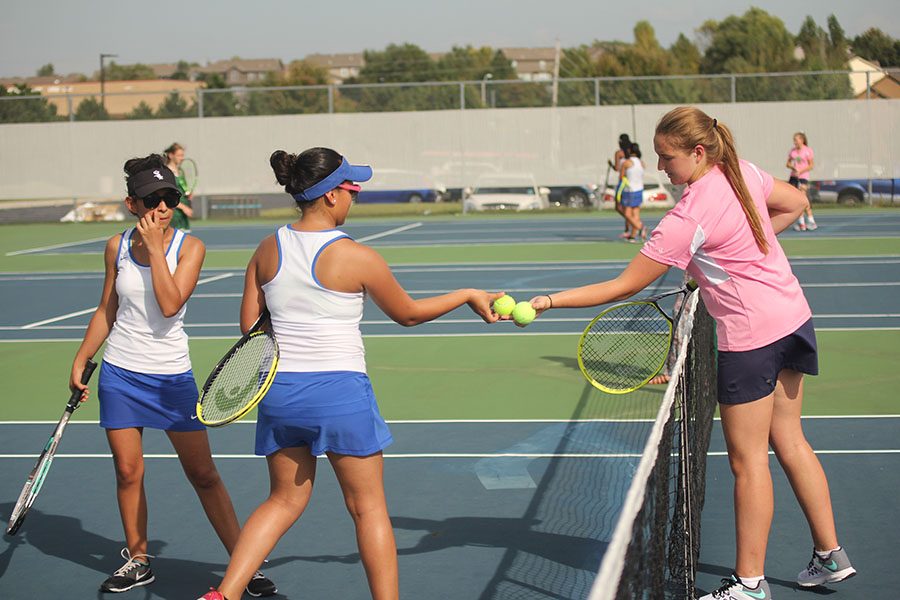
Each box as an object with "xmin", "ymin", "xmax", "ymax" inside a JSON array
[
  {"xmin": 141, "ymin": 189, "xmax": 182, "ymax": 210},
  {"xmin": 336, "ymin": 182, "xmax": 361, "ymax": 200}
]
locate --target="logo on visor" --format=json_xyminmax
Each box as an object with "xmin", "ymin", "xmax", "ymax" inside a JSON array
[{"xmin": 153, "ymin": 170, "xmax": 164, "ymax": 180}]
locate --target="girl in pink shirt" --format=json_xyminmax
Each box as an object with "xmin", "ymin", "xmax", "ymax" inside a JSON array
[
  {"xmin": 516, "ymin": 107, "xmax": 854, "ymax": 599},
  {"xmin": 787, "ymin": 132, "xmax": 817, "ymax": 231}
]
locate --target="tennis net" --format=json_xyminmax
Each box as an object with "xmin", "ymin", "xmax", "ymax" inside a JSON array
[{"xmin": 588, "ymin": 289, "xmax": 717, "ymax": 600}]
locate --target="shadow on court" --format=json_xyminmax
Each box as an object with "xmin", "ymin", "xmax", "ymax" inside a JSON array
[{"xmin": 0, "ymin": 502, "xmax": 290, "ymax": 600}]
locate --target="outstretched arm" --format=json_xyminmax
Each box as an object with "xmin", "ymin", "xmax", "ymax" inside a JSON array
[{"xmin": 528, "ymin": 253, "xmax": 670, "ymax": 316}]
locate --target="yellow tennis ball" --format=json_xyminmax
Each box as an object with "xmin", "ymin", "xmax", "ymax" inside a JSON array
[
  {"xmin": 512, "ymin": 301, "xmax": 536, "ymax": 326},
  {"xmin": 493, "ymin": 295, "xmax": 516, "ymax": 316}
]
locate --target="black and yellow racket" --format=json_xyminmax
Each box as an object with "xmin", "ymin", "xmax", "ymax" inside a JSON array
[
  {"xmin": 577, "ymin": 281, "xmax": 698, "ymax": 394},
  {"xmin": 180, "ymin": 158, "xmax": 198, "ymax": 195},
  {"xmin": 7, "ymin": 359, "xmax": 97, "ymax": 535},
  {"xmin": 197, "ymin": 310, "xmax": 279, "ymax": 427}
]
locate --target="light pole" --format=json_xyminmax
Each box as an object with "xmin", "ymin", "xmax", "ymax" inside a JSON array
[
  {"xmin": 100, "ymin": 53, "xmax": 117, "ymax": 111},
  {"xmin": 481, "ymin": 73, "xmax": 493, "ymax": 106}
]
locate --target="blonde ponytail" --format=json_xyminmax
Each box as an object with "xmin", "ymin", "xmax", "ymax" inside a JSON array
[{"xmin": 656, "ymin": 107, "xmax": 769, "ymax": 254}]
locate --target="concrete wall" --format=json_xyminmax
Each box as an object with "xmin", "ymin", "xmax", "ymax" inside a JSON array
[{"xmin": 1, "ymin": 99, "xmax": 896, "ymax": 202}]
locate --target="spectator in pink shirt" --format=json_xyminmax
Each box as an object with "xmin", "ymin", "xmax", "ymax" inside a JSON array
[
  {"xmin": 787, "ymin": 132, "xmax": 817, "ymax": 231},
  {"xmin": 514, "ymin": 107, "xmax": 854, "ymax": 600}
]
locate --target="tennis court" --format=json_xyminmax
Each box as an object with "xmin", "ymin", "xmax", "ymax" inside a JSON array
[{"xmin": 1, "ymin": 211, "xmax": 898, "ymax": 599}]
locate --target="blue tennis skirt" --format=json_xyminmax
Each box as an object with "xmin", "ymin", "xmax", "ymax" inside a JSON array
[
  {"xmin": 255, "ymin": 371, "xmax": 393, "ymax": 457},
  {"xmin": 620, "ymin": 190, "xmax": 643, "ymax": 207},
  {"xmin": 98, "ymin": 361, "xmax": 203, "ymax": 431},
  {"xmin": 717, "ymin": 318, "xmax": 818, "ymax": 404}
]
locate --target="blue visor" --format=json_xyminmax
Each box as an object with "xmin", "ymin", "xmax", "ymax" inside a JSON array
[{"xmin": 291, "ymin": 158, "xmax": 373, "ymax": 202}]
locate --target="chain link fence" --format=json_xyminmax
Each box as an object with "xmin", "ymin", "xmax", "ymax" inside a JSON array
[{"xmin": 0, "ymin": 70, "xmax": 883, "ymax": 123}]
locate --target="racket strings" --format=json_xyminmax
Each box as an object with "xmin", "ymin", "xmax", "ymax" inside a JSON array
[
  {"xmin": 200, "ymin": 334, "xmax": 277, "ymax": 423},
  {"xmin": 580, "ymin": 303, "xmax": 672, "ymax": 392}
]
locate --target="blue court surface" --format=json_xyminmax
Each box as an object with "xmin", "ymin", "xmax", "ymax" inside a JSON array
[{"xmin": 1, "ymin": 213, "xmax": 898, "ymax": 599}]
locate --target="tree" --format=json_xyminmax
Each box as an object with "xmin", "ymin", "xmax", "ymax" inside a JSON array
[
  {"xmin": 0, "ymin": 84, "xmax": 59, "ymax": 123},
  {"xmin": 199, "ymin": 74, "xmax": 242, "ymax": 117},
  {"xmin": 345, "ymin": 44, "xmax": 456, "ymax": 112},
  {"xmin": 170, "ymin": 60, "xmax": 194, "ymax": 81},
  {"xmin": 670, "ymin": 34, "xmax": 701, "ymax": 74},
  {"xmin": 245, "ymin": 60, "xmax": 330, "ymax": 115},
  {"xmin": 852, "ymin": 28, "xmax": 900, "ymax": 67},
  {"xmin": 700, "ymin": 8, "xmax": 800, "ymax": 101},
  {"xmin": 156, "ymin": 92, "xmax": 194, "ymax": 118},
  {"xmin": 794, "ymin": 16, "xmax": 852, "ymax": 100},
  {"xmin": 36, "ymin": 63, "xmax": 55, "ymax": 77},
  {"xmin": 99, "ymin": 62, "xmax": 156, "ymax": 81},
  {"xmin": 126, "ymin": 101, "xmax": 155, "ymax": 120},
  {"xmin": 700, "ymin": 8, "xmax": 796, "ymax": 74},
  {"xmin": 74, "ymin": 96, "xmax": 110, "ymax": 121}
]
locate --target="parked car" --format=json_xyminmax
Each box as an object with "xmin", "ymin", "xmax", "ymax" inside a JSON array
[
  {"xmin": 463, "ymin": 174, "xmax": 550, "ymax": 212},
  {"xmin": 599, "ymin": 169, "xmax": 675, "ymax": 209},
  {"xmin": 356, "ymin": 169, "xmax": 446, "ymax": 204},
  {"xmin": 546, "ymin": 184, "xmax": 601, "ymax": 208},
  {"xmin": 808, "ymin": 164, "xmax": 898, "ymax": 204}
]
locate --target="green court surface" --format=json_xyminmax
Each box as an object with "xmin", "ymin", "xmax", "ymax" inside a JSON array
[{"xmin": 1, "ymin": 329, "xmax": 898, "ymax": 423}]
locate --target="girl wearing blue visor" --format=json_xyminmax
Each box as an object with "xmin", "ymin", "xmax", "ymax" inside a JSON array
[{"xmin": 198, "ymin": 147, "xmax": 504, "ymax": 600}]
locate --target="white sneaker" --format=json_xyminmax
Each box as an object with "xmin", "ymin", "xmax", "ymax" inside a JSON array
[
  {"xmin": 698, "ymin": 574, "xmax": 771, "ymax": 599},
  {"xmin": 797, "ymin": 546, "xmax": 856, "ymax": 587}
]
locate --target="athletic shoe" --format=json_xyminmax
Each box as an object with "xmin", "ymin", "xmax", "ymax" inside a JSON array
[
  {"xmin": 246, "ymin": 570, "xmax": 278, "ymax": 597},
  {"xmin": 792, "ymin": 223, "xmax": 807, "ymax": 231},
  {"xmin": 197, "ymin": 589, "xmax": 226, "ymax": 600},
  {"xmin": 807, "ymin": 222, "xmax": 818, "ymax": 230},
  {"xmin": 797, "ymin": 547, "xmax": 856, "ymax": 587},
  {"xmin": 99, "ymin": 548, "xmax": 155, "ymax": 593},
  {"xmin": 698, "ymin": 574, "xmax": 771, "ymax": 599}
]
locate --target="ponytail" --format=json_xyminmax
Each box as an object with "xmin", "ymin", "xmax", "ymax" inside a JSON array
[
  {"xmin": 656, "ymin": 107, "xmax": 768, "ymax": 254},
  {"xmin": 713, "ymin": 123, "xmax": 768, "ymax": 254}
]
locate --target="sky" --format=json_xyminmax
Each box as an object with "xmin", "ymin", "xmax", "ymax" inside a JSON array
[{"xmin": 1, "ymin": 0, "xmax": 897, "ymax": 78}]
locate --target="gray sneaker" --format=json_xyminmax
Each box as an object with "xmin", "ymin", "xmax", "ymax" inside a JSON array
[
  {"xmin": 698, "ymin": 574, "xmax": 771, "ymax": 599},
  {"xmin": 100, "ymin": 548, "xmax": 155, "ymax": 593},
  {"xmin": 797, "ymin": 546, "xmax": 856, "ymax": 587}
]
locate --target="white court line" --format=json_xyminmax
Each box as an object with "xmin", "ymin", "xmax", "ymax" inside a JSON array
[
  {"xmin": 0, "ymin": 449, "xmax": 897, "ymax": 460},
  {"xmin": 3, "ymin": 415, "xmax": 898, "ymax": 425},
  {"xmin": 7, "ymin": 312, "xmax": 900, "ymax": 332},
  {"xmin": 357, "ymin": 222, "xmax": 423, "ymax": 243},
  {"xmin": 18, "ymin": 272, "xmax": 236, "ymax": 329},
  {"xmin": 5, "ymin": 236, "xmax": 111, "ymax": 257}
]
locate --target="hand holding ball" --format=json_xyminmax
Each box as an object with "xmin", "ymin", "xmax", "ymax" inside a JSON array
[
  {"xmin": 492, "ymin": 295, "xmax": 516, "ymax": 316},
  {"xmin": 512, "ymin": 301, "xmax": 537, "ymax": 326}
]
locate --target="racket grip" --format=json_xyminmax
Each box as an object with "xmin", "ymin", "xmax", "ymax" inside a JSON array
[{"xmin": 67, "ymin": 359, "xmax": 98, "ymax": 411}]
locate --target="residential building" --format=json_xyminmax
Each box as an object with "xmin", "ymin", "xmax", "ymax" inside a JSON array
[
  {"xmin": 849, "ymin": 56, "xmax": 900, "ymax": 99},
  {"xmin": 33, "ymin": 80, "xmax": 204, "ymax": 117},
  {"xmin": 195, "ymin": 58, "xmax": 284, "ymax": 86},
  {"xmin": 500, "ymin": 47, "xmax": 557, "ymax": 81},
  {"xmin": 304, "ymin": 53, "xmax": 365, "ymax": 84}
]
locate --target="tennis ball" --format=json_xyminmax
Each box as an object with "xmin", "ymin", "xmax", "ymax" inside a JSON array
[
  {"xmin": 493, "ymin": 294, "xmax": 516, "ymax": 316},
  {"xmin": 512, "ymin": 301, "xmax": 537, "ymax": 326}
]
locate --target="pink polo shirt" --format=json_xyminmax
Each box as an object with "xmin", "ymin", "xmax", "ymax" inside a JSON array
[
  {"xmin": 640, "ymin": 160, "xmax": 811, "ymax": 351},
  {"xmin": 789, "ymin": 145, "xmax": 814, "ymax": 179}
]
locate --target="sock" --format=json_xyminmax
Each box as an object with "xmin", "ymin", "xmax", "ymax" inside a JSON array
[
  {"xmin": 816, "ymin": 546, "xmax": 841, "ymax": 560},
  {"xmin": 807, "ymin": 215, "xmax": 816, "ymax": 224},
  {"xmin": 798, "ymin": 216, "xmax": 806, "ymax": 226},
  {"xmin": 738, "ymin": 575, "xmax": 764, "ymax": 588}
]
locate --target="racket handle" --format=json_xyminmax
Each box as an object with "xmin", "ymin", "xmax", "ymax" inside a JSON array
[
  {"xmin": 686, "ymin": 279, "xmax": 698, "ymax": 292},
  {"xmin": 66, "ymin": 359, "xmax": 98, "ymax": 412}
]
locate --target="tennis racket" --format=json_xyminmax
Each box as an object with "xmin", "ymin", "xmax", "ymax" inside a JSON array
[
  {"xmin": 196, "ymin": 309, "xmax": 279, "ymax": 427},
  {"xmin": 7, "ymin": 359, "xmax": 98, "ymax": 535},
  {"xmin": 180, "ymin": 158, "xmax": 198, "ymax": 195},
  {"xmin": 577, "ymin": 281, "xmax": 698, "ymax": 394}
]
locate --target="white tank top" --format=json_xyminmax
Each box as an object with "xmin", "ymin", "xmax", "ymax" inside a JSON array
[
  {"xmin": 625, "ymin": 158, "xmax": 644, "ymax": 192},
  {"xmin": 103, "ymin": 228, "xmax": 192, "ymax": 374},
  {"xmin": 262, "ymin": 226, "xmax": 366, "ymax": 373}
]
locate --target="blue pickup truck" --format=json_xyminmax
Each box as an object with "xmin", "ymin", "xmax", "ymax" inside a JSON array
[{"xmin": 810, "ymin": 173, "xmax": 899, "ymax": 204}]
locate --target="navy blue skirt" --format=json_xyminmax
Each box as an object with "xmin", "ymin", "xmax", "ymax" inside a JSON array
[{"xmin": 717, "ymin": 318, "xmax": 818, "ymax": 404}]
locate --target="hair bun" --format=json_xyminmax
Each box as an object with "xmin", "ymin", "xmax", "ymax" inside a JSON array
[{"xmin": 270, "ymin": 150, "xmax": 296, "ymax": 187}]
